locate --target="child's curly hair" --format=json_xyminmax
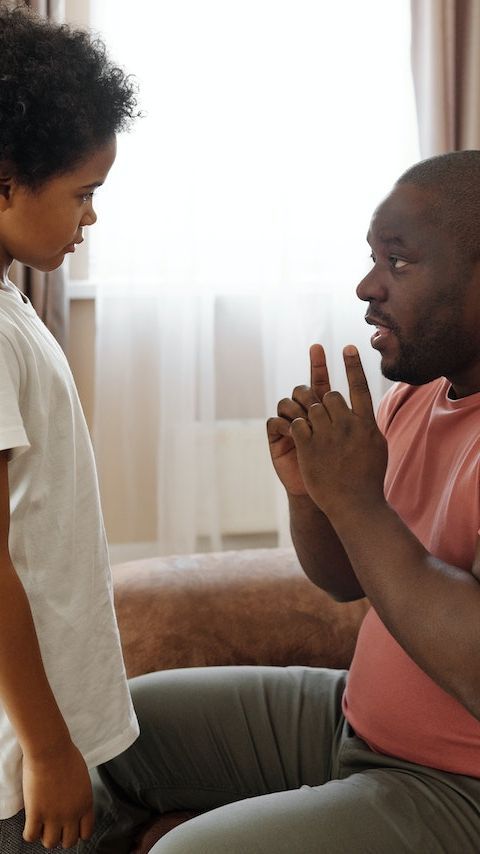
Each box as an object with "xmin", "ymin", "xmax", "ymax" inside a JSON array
[{"xmin": 0, "ymin": 3, "xmax": 139, "ymax": 188}]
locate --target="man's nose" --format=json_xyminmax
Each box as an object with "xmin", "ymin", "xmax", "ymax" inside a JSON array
[{"xmin": 356, "ymin": 266, "xmax": 387, "ymax": 303}]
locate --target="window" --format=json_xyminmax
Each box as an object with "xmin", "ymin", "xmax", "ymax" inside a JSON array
[{"xmin": 85, "ymin": 0, "xmax": 419, "ymax": 554}]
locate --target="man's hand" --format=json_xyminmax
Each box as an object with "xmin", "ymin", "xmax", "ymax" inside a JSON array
[
  {"xmin": 290, "ymin": 346, "xmax": 387, "ymax": 518},
  {"xmin": 267, "ymin": 344, "xmax": 331, "ymax": 495},
  {"xmin": 22, "ymin": 738, "xmax": 94, "ymax": 850}
]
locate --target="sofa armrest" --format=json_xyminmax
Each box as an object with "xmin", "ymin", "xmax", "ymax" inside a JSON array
[{"xmin": 112, "ymin": 547, "xmax": 369, "ymax": 678}]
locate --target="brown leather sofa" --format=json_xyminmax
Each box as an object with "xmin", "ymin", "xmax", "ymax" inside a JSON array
[{"xmin": 112, "ymin": 547, "xmax": 369, "ymax": 853}]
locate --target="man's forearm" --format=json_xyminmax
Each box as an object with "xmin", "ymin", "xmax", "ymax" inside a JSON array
[
  {"xmin": 289, "ymin": 494, "xmax": 365, "ymax": 601},
  {"xmin": 0, "ymin": 553, "xmax": 71, "ymax": 759},
  {"xmin": 330, "ymin": 499, "xmax": 480, "ymax": 718}
]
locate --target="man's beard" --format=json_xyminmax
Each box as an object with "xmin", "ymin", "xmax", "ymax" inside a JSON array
[{"xmin": 381, "ymin": 313, "xmax": 476, "ymax": 386}]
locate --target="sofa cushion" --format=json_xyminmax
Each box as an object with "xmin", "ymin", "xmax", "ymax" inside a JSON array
[{"xmin": 112, "ymin": 547, "xmax": 369, "ymax": 678}]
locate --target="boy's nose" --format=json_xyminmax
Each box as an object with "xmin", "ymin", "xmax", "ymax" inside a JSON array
[{"xmin": 81, "ymin": 208, "xmax": 97, "ymax": 227}]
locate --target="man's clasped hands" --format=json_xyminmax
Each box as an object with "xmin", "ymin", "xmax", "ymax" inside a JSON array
[{"xmin": 267, "ymin": 344, "xmax": 389, "ymax": 523}]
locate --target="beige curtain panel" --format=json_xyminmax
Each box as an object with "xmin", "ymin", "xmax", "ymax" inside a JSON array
[{"xmin": 411, "ymin": 0, "xmax": 480, "ymax": 156}]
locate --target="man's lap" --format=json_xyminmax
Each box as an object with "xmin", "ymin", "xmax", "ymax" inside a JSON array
[
  {"xmin": 151, "ymin": 768, "xmax": 478, "ymax": 854},
  {"xmin": 150, "ymin": 719, "xmax": 480, "ymax": 853},
  {"xmin": 93, "ymin": 666, "xmax": 480, "ymax": 853},
  {"xmin": 99, "ymin": 665, "xmax": 348, "ymax": 812}
]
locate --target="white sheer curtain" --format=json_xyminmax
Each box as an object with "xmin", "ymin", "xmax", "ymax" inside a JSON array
[{"xmin": 89, "ymin": 0, "xmax": 419, "ymax": 556}]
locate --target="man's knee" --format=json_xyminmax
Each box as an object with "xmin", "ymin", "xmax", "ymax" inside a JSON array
[{"xmin": 147, "ymin": 815, "xmax": 230, "ymax": 854}]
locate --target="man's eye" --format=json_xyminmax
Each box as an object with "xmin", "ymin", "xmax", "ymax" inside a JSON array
[
  {"xmin": 370, "ymin": 251, "xmax": 376, "ymax": 263},
  {"xmin": 390, "ymin": 256, "xmax": 407, "ymax": 270}
]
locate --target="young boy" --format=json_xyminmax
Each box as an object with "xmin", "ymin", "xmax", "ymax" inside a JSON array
[{"xmin": 0, "ymin": 5, "xmax": 140, "ymax": 851}]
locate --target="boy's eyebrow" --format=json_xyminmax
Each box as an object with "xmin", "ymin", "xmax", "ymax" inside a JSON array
[{"xmin": 79, "ymin": 181, "xmax": 103, "ymax": 189}]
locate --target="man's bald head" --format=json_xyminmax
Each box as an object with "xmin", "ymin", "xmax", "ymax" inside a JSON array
[{"xmin": 396, "ymin": 150, "xmax": 480, "ymax": 261}]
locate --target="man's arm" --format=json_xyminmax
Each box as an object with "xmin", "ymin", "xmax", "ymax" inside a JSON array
[
  {"xmin": 0, "ymin": 450, "xmax": 94, "ymax": 849},
  {"xmin": 291, "ymin": 346, "xmax": 480, "ymax": 720},
  {"xmin": 289, "ymin": 494, "xmax": 365, "ymax": 601},
  {"xmin": 267, "ymin": 344, "xmax": 365, "ymax": 602},
  {"xmin": 332, "ymin": 501, "xmax": 480, "ymax": 719}
]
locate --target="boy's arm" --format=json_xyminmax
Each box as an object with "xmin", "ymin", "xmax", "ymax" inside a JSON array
[{"xmin": 0, "ymin": 450, "xmax": 94, "ymax": 849}]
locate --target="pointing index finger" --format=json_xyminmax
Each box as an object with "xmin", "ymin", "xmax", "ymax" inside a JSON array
[
  {"xmin": 310, "ymin": 344, "xmax": 331, "ymax": 401},
  {"xmin": 343, "ymin": 345, "xmax": 375, "ymax": 419}
]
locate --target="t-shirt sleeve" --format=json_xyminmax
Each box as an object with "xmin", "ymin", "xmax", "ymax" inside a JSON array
[{"xmin": 0, "ymin": 333, "xmax": 30, "ymax": 459}]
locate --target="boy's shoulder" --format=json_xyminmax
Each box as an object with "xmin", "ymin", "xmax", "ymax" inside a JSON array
[
  {"xmin": 0, "ymin": 292, "xmax": 36, "ymax": 336},
  {"xmin": 0, "ymin": 297, "xmax": 38, "ymax": 372},
  {"xmin": 0, "ymin": 308, "xmax": 22, "ymax": 344},
  {"xmin": 0, "ymin": 303, "xmax": 24, "ymax": 339}
]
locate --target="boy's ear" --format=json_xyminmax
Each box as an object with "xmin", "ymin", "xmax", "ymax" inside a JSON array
[
  {"xmin": 0, "ymin": 179, "xmax": 12, "ymax": 209},
  {"xmin": 0, "ymin": 164, "xmax": 14, "ymax": 210}
]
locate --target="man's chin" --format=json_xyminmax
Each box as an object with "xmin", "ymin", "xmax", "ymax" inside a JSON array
[
  {"xmin": 380, "ymin": 359, "xmax": 437, "ymax": 387},
  {"xmin": 379, "ymin": 355, "xmax": 402, "ymax": 382}
]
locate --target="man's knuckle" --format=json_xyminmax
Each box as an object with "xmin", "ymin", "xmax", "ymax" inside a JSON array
[
  {"xmin": 349, "ymin": 379, "xmax": 367, "ymax": 391},
  {"xmin": 323, "ymin": 390, "xmax": 342, "ymax": 404},
  {"xmin": 292, "ymin": 385, "xmax": 308, "ymax": 398}
]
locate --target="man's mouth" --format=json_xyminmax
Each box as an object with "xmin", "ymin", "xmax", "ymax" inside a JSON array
[{"xmin": 365, "ymin": 314, "xmax": 396, "ymax": 347}]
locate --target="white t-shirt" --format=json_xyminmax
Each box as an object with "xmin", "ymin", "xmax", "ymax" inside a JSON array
[{"xmin": 0, "ymin": 287, "xmax": 139, "ymax": 819}]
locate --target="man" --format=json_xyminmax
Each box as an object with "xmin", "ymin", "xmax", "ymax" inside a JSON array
[{"xmin": 96, "ymin": 151, "xmax": 480, "ymax": 853}]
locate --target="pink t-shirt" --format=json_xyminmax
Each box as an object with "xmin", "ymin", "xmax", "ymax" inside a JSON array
[{"xmin": 343, "ymin": 378, "xmax": 480, "ymax": 776}]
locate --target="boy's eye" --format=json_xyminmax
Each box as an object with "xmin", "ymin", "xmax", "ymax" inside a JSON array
[{"xmin": 81, "ymin": 191, "xmax": 94, "ymax": 203}]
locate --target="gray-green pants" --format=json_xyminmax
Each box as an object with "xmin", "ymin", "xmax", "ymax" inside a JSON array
[{"xmin": 87, "ymin": 666, "xmax": 480, "ymax": 853}]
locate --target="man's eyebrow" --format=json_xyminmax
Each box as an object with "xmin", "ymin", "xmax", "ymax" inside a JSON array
[
  {"xmin": 381, "ymin": 235, "xmax": 407, "ymax": 247},
  {"xmin": 366, "ymin": 232, "xmax": 407, "ymax": 248}
]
